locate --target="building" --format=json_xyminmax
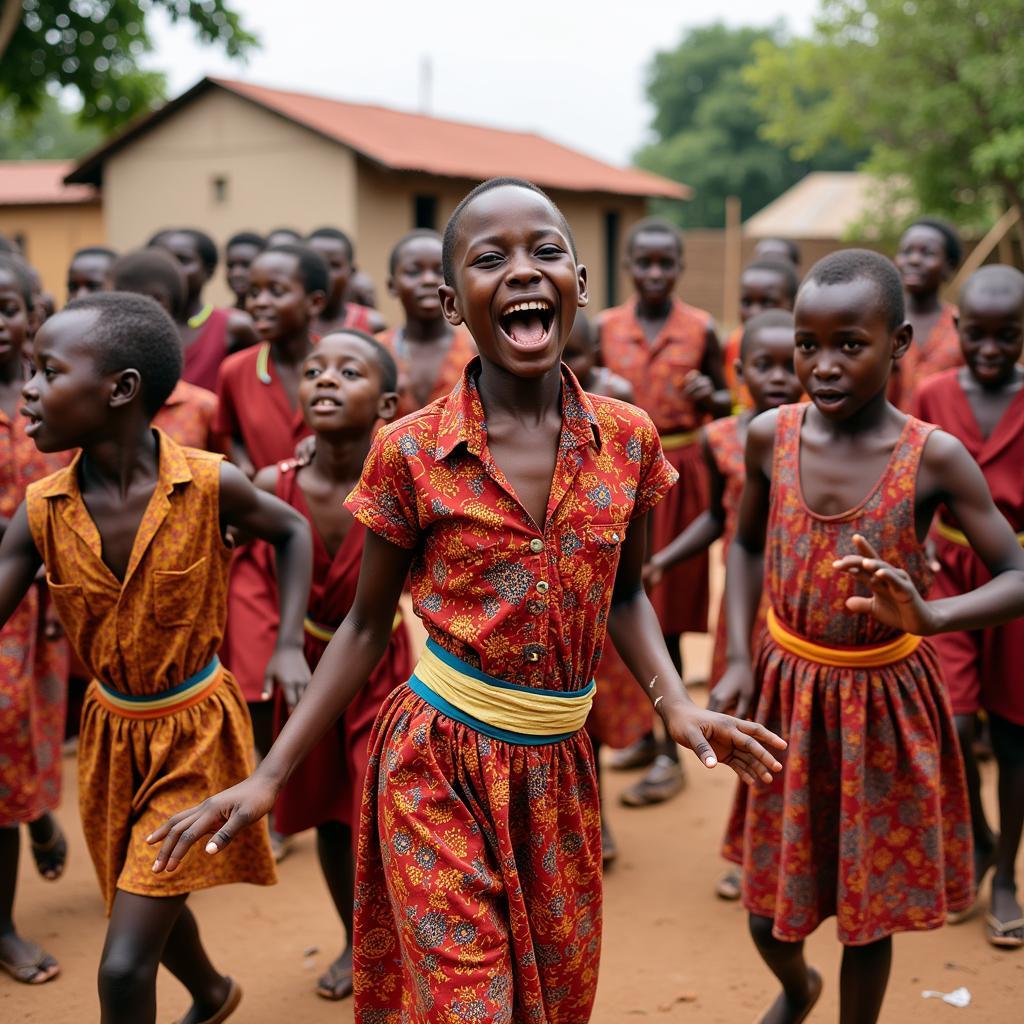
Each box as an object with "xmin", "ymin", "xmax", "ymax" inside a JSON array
[{"xmin": 66, "ymin": 77, "xmax": 688, "ymax": 319}]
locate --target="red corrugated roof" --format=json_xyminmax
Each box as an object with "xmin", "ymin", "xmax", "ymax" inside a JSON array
[
  {"xmin": 67, "ymin": 78, "xmax": 689, "ymax": 200},
  {"xmin": 0, "ymin": 161, "xmax": 98, "ymax": 205}
]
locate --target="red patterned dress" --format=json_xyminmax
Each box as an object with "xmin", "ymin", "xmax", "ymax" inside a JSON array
[
  {"xmin": 0, "ymin": 408, "xmax": 68, "ymax": 826},
  {"xmin": 345, "ymin": 359, "xmax": 676, "ymax": 1022},
  {"xmin": 889, "ymin": 303, "xmax": 961, "ymax": 411},
  {"xmin": 599, "ymin": 298, "xmax": 710, "ymax": 637},
  {"xmin": 738, "ymin": 404, "xmax": 972, "ymax": 944}
]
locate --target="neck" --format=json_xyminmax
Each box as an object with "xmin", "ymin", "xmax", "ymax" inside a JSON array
[
  {"xmin": 310, "ymin": 431, "xmax": 373, "ymax": 483},
  {"xmin": 816, "ymin": 387, "xmax": 893, "ymax": 438},
  {"xmin": 0, "ymin": 353, "xmax": 25, "ymax": 386},
  {"xmin": 270, "ymin": 331, "xmax": 314, "ymax": 365},
  {"xmin": 401, "ymin": 314, "xmax": 452, "ymax": 344},
  {"xmin": 905, "ymin": 289, "xmax": 942, "ymax": 316},
  {"xmin": 183, "ymin": 293, "xmax": 204, "ymax": 321},
  {"xmin": 80, "ymin": 423, "xmax": 158, "ymax": 496},
  {"xmin": 636, "ymin": 296, "xmax": 673, "ymax": 321},
  {"xmin": 475, "ymin": 357, "xmax": 563, "ymax": 426},
  {"xmin": 321, "ymin": 294, "xmax": 345, "ymax": 319}
]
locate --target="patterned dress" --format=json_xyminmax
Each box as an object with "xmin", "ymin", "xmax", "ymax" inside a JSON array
[
  {"xmin": 26, "ymin": 432, "xmax": 275, "ymax": 911},
  {"xmin": 599, "ymin": 297, "xmax": 710, "ymax": 636},
  {"xmin": 377, "ymin": 326, "xmax": 478, "ymax": 419},
  {"xmin": 738, "ymin": 404, "xmax": 972, "ymax": 944},
  {"xmin": 0, "ymin": 408, "xmax": 68, "ymax": 827},
  {"xmin": 345, "ymin": 359, "xmax": 676, "ymax": 1022},
  {"xmin": 889, "ymin": 303, "xmax": 961, "ymax": 411},
  {"xmin": 152, "ymin": 379, "xmax": 226, "ymax": 454}
]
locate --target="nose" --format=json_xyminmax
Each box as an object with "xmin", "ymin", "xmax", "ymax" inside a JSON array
[
  {"xmin": 812, "ymin": 352, "xmax": 840, "ymax": 380},
  {"xmin": 505, "ymin": 252, "xmax": 541, "ymax": 287},
  {"xmin": 21, "ymin": 371, "xmax": 40, "ymax": 401}
]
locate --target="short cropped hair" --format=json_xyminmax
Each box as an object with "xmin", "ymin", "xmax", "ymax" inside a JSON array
[
  {"xmin": 267, "ymin": 228, "xmax": 301, "ymax": 244},
  {"xmin": 226, "ymin": 231, "xmax": 266, "ymax": 251},
  {"xmin": 110, "ymin": 248, "xmax": 187, "ymax": 320},
  {"xmin": 388, "ymin": 228, "xmax": 442, "ymax": 275},
  {"xmin": 320, "ymin": 328, "xmax": 399, "ymax": 393},
  {"xmin": 740, "ymin": 309, "xmax": 795, "ymax": 360},
  {"xmin": 743, "ymin": 258, "xmax": 799, "ymax": 302},
  {"xmin": 801, "ymin": 249, "xmax": 905, "ymax": 331},
  {"xmin": 0, "ymin": 254, "xmax": 35, "ymax": 310},
  {"xmin": 264, "ymin": 242, "xmax": 330, "ymax": 295},
  {"xmin": 63, "ymin": 292, "xmax": 182, "ymax": 417},
  {"xmin": 905, "ymin": 217, "xmax": 962, "ymax": 269},
  {"xmin": 441, "ymin": 177, "xmax": 576, "ymax": 287},
  {"xmin": 625, "ymin": 216, "xmax": 683, "ymax": 258},
  {"xmin": 960, "ymin": 264, "xmax": 1024, "ymax": 310},
  {"xmin": 308, "ymin": 227, "xmax": 355, "ymax": 262},
  {"xmin": 72, "ymin": 246, "xmax": 118, "ymax": 264},
  {"xmin": 757, "ymin": 237, "xmax": 801, "ymax": 265},
  {"xmin": 148, "ymin": 229, "xmax": 218, "ymax": 274},
  {"xmin": 0, "ymin": 234, "xmax": 16, "ymax": 254}
]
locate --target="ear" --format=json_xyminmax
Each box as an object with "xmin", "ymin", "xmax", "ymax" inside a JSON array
[
  {"xmin": 377, "ymin": 390, "xmax": 400, "ymax": 423},
  {"xmin": 576, "ymin": 264, "xmax": 589, "ymax": 308},
  {"xmin": 440, "ymin": 284, "xmax": 463, "ymax": 326},
  {"xmin": 307, "ymin": 289, "xmax": 327, "ymax": 319},
  {"xmin": 733, "ymin": 357, "xmax": 745, "ymax": 384},
  {"xmin": 892, "ymin": 321, "xmax": 913, "ymax": 362},
  {"xmin": 109, "ymin": 368, "xmax": 142, "ymax": 409}
]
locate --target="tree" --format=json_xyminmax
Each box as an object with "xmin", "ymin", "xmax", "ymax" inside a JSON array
[
  {"xmin": 0, "ymin": 93, "xmax": 104, "ymax": 159},
  {"xmin": 634, "ymin": 22, "xmax": 863, "ymax": 229},
  {"xmin": 746, "ymin": 0, "xmax": 1024, "ymax": 233},
  {"xmin": 0, "ymin": 0, "xmax": 257, "ymax": 133}
]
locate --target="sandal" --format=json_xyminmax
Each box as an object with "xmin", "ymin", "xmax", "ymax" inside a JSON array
[
  {"xmin": 607, "ymin": 734, "xmax": 659, "ymax": 771},
  {"xmin": 716, "ymin": 866, "xmax": 742, "ymax": 901},
  {"xmin": 30, "ymin": 822, "xmax": 68, "ymax": 882},
  {"xmin": 172, "ymin": 977, "xmax": 242, "ymax": 1024},
  {"xmin": 601, "ymin": 818, "xmax": 618, "ymax": 867},
  {"xmin": 316, "ymin": 958, "xmax": 353, "ymax": 1001},
  {"xmin": 619, "ymin": 754, "xmax": 685, "ymax": 807},
  {"xmin": 0, "ymin": 938, "xmax": 60, "ymax": 985},
  {"xmin": 986, "ymin": 913, "xmax": 1024, "ymax": 949}
]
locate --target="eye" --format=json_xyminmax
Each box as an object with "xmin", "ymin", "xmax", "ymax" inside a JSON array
[
  {"xmin": 471, "ymin": 252, "xmax": 503, "ymax": 268},
  {"xmin": 342, "ymin": 368, "xmax": 362, "ymax": 379},
  {"xmin": 303, "ymin": 366, "xmax": 322, "ymax": 379},
  {"xmin": 840, "ymin": 339, "xmax": 863, "ymax": 354},
  {"xmin": 795, "ymin": 338, "xmax": 816, "ymax": 352},
  {"xmin": 536, "ymin": 244, "xmax": 564, "ymax": 259}
]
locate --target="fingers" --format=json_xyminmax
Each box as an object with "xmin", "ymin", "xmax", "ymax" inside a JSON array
[
  {"xmin": 852, "ymin": 533, "xmax": 881, "ymax": 560},
  {"xmin": 149, "ymin": 804, "xmax": 245, "ymax": 874},
  {"xmin": 684, "ymin": 725, "xmax": 719, "ymax": 769},
  {"xmin": 735, "ymin": 718, "xmax": 787, "ymax": 751},
  {"xmin": 262, "ymin": 674, "xmax": 274, "ymax": 702}
]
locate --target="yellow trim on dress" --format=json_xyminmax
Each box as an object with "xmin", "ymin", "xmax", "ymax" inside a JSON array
[
  {"xmin": 934, "ymin": 517, "xmax": 1024, "ymax": 548},
  {"xmin": 659, "ymin": 429, "xmax": 701, "ymax": 451},
  {"xmin": 766, "ymin": 608, "xmax": 921, "ymax": 668},
  {"xmin": 303, "ymin": 611, "xmax": 402, "ymax": 642}
]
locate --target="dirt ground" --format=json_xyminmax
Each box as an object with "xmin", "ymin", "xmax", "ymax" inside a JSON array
[{"xmin": 3, "ymin": 625, "xmax": 1022, "ymax": 1022}]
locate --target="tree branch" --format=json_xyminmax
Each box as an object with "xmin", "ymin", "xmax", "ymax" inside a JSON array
[{"xmin": 0, "ymin": 1, "xmax": 21, "ymax": 65}]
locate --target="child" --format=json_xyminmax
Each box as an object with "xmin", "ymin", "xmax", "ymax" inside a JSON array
[
  {"xmin": 66, "ymin": 246, "xmax": 117, "ymax": 303},
  {"xmin": 912, "ymin": 265, "xmax": 1024, "ymax": 949},
  {"xmin": 224, "ymin": 231, "xmax": 265, "ymax": 311},
  {"xmin": 151, "ymin": 178, "xmax": 786, "ymax": 1023},
  {"xmin": 0, "ymin": 255, "xmax": 69, "ymax": 987},
  {"xmin": 600, "ymin": 216, "xmax": 731, "ymax": 806},
  {"xmin": 721, "ymin": 260, "xmax": 798, "ymax": 410},
  {"xmin": 1, "ymin": 291, "xmax": 313, "ymax": 1023},
  {"xmin": 108, "ymin": 248, "xmax": 227, "ymax": 453},
  {"xmin": 266, "ymin": 228, "xmax": 301, "ymax": 248},
  {"xmin": 307, "ymin": 228, "xmax": 385, "ymax": 337},
  {"xmin": 376, "ymin": 229, "xmax": 477, "ymax": 417},
  {"xmin": 754, "ymin": 237, "xmax": 800, "ymax": 270},
  {"xmin": 253, "ymin": 330, "xmax": 411, "ymax": 1000},
  {"xmin": 646, "ymin": 310, "xmax": 802, "ymax": 899},
  {"xmin": 721, "ymin": 249, "xmax": 1024, "ymax": 1023},
  {"xmin": 150, "ymin": 228, "xmax": 256, "ymax": 392},
  {"xmin": 891, "ymin": 217, "xmax": 963, "ymax": 410}
]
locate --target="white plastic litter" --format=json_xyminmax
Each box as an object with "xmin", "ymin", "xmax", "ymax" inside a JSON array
[{"xmin": 922, "ymin": 987, "xmax": 972, "ymax": 1008}]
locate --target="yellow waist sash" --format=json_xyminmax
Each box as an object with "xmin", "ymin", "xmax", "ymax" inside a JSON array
[
  {"xmin": 408, "ymin": 640, "xmax": 595, "ymax": 745},
  {"xmin": 303, "ymin": 610, "xmax": 403, "ymax": 643},
  {"xmin": 934, "ymin": 518, "xmax": 1024, "ymax": 548},
  {"xmin": 92, "ymin": 656, "xmax": 223, "ymax": 721},
  {"xmin": 766, "ymin": 608, "xmax": 921, "ymax": 668},
  {"xmin": 659, "ymin": 429, "xmax": 701, "ymax": 452}
]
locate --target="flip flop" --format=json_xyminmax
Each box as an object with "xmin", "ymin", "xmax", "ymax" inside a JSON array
[
  {"xmin": 986, "ymin": 913, "xmax": 1024, "ymax": 949},
  {"xmin": 0, "ymin": 939, "xmax": 60, "ymax": 985},
  {"xmin": 716, "ymin": 867, "xmax": 742, "ymax": 901},
  {"xmin": 172, "ymin": 978, "xmax": 242, "ymax": 1024},
  {"xmin": 30, "ymin": 823, "xmax": 68, "ymax": 881},
  {"xmin": 316, "ymin": 959, "xmax": 353, "ymax": 1001}
]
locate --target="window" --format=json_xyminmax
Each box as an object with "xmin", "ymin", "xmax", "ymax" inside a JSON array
[
  {"xmin": 212, "ymin": 175, "xmax": 229, "ymax": 204},
  {"xmin": 604, "ymin": 210, "xmax": 620, "ymax": 308},
  {"xmin": 413, "ymin": 194, "xmax": 437, "ymax": 230}
]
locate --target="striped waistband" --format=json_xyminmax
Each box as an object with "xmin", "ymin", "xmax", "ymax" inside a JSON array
[
  {"xmin": 935, "ymin": 517, "xmax": 1024, "ymax": 548},
  {"xmin": 659, "ymin": 429, "xmax": 701, "ymax": 451},
  {"xmin": 408, "ymin": 639, "xmax": 595, "ymax": 745},
  {"xmin": 303, "ymin": 610, "xmax": 403, "ymax": 643},
  {"xmin": 92, "ymin": 657, "xmax": 223, "ymax": 720},
  {"xmin": 766, "ymin": 608, "xmax": 921, "ymax": 668}
]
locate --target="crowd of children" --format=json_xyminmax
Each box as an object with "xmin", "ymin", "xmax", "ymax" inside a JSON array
[{"xmin": 0, "ymin": 186, "xmax": 1021, "ymax": 1024}]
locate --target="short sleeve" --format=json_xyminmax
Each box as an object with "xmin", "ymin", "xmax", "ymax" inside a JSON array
[
  {"xmin": 213, "ymin": 362, "xmax": 238, "ymax": 438},
  {"xmin": 344, "ymin": 426, "xmax": 422, "ymax": 549},
  {"xmin": 631, "ymin": 415, "xmax": 678, "ymax": 520}
]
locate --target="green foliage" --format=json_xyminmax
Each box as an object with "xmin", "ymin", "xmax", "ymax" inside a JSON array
[
  {"xmin": 746, "ymin": 0, "xmax": 1024, "ymax": 232},
  {"xmin": 0, "ymin": 93, "xmax": 104, "ymax": 159},
  {"xmin": 635, "ymin": 22, "xmax": 864, "ymax": 229},
  {"xmin": 0, "ymin": 0, "xmax": 258, "ymax": 133}
]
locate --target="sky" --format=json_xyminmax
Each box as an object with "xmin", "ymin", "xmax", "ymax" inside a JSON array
[{"xmin": 147, "ymin": 1, "xmax": 820, "ymax": 167}]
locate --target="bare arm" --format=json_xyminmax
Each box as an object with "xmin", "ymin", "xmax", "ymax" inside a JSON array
[
  {"xmin": 0, "ymin": 503, "xmax": 43, "ymax": 628},
  {"xmin": 367, "ymin": 309, "xmax": 387, "ymax": 334},
  {"xmin": 686, "ymin": 323, "xmax": 732, "ymax": 419}
]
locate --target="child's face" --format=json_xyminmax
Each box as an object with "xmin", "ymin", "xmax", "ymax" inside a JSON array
[
  {"xmin": 440, "ymin": 185, "xmax": 586, "ymax": 379},
  {"xmin": 958, "ymin": 288, "xmax": 1024, "ymax": 389},
  {"xmin": 226, "ymin": 242, "xmax": 262, "ymax": 300},
  {"xmin": 156, "ymin": 233, "xmax": 208, "ymax": 299},
  {"xmin": 0, "ymin": 270, "xmax": 29, "ymax": 365},
  {"xmin": 562, "ymin": 317, "xmax": 595, "ymax": 382},
  {"xmin": 737, "ymin": 326, "xmax": 801, "ymax": 413},
  {"xmin": 794, "ymin": 278, "xmax": 908, "ymax": 420},
  {"xmin": 67, "ymin": 254, "xmax": 112, "ymax": 303},
  {"xmin": 246, "ymin": 252, "xmax": 319, "ymax": 343},
  {"xmin": 739, "ymin": 269, "xmax": 793, "ymax": 323},
  {"xmin": 389, "ymin": 237, "xmax": 444, "ymax": 321},
  {"xmin": 298, "ymin": 333, "xmax": 395, "ymax": 434},
  {"xmin": 308, "ymin": 237, "xmax": 352, "ymax": 305},
  {"xmin": 626, "ymin": 230, "xmax": 681, "ymax": 306},
  {"xmin": 895, "ymin": 225, "xmax": 951, "ymax": 296}
]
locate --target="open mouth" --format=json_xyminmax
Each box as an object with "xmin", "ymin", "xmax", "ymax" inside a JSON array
[
  {"xmin": 499, "ymin": 300, "xmax": 555, "ymax": 351},
  {"xmin": 21, "ymin": 407, "xmax": 42, "ymax": 435},
  {"xmin": 311, "ymin": 396, "xmax": 342, "ymax": 410}
]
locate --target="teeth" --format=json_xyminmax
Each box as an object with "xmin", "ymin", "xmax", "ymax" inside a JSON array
[{"xmin": 504, "ymin": 300, "xmax": 551, "ymax": 315}]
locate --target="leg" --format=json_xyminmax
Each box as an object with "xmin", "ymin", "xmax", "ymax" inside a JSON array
[
  {"xmin": 838, "ymin": 937, "xmax": 892, "ymax": 1024},
  {"xmin": 0, "ymin": 825, "xmax": 59, "ymax": 984},
  {"xmin": 748, "ymin": 914, "xmax": 822, "ymax": 1024},
  {"xmin": 988, "ymin": 713, "xmax": 1024, "ymax": 946},
  {"xmin": 314, "ymin": 821, "xmax": 355, "ymax": 1000},
  {"xmin": 591, "ymin": 739, "xmax": 617, "ymax": 865},
  {"xmin": 26, "ymin": 811, "xmax": 68, "ymax": 881},
  {"xmin": 954, "ymin": 713, "xmax": 997, "ymax": 891},
  {"xmin": 161, "ymin": 906, "xmax": 238, "ymax": 1023}
]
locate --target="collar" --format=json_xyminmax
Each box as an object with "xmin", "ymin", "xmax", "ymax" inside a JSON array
[{"xmin": 433, "ymin": 357, "xmax": 602, "ymax": 462}]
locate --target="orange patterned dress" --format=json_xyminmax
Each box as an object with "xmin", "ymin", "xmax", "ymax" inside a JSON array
[
  {"xmin": 889, "ymin": 303, "xmax": 961, "ymax": 411},
  {"xmin": 377, "ymin": 325, "xmax": 478, "ymax": 418},
  {"xmin": 26, "ymin": 432, "xmax": 275, "ymax": 911},
  {"xmin": 151, "ymin": 379, "xmax": 227, "ymax": 454},
  {"xmin": 599, "ymin": 297, "xmax": 710, "ymax": 636},
  {"xmin": 722, "ymin": 325, "xmax": 753, "ymax": 411},
  {"xmin": 0, "ymin": 408, "xmax": 68, "ymax": 826},
  {"xmin": 345, "ymin": 360, "xmax": 677, "ymax": 1022},
  {"xmin": 736, "ymin": 404, "xmax": 971, "ymax": 943}
]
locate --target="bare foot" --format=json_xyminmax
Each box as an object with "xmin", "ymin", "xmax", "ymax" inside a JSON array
[
  {"xmin": 28, "ymin": 814, "xmax": 68, "ymax": 881},
  {"xmin": 757, "ymin": 966, "xmax": 822, "ymax": 1024},
  {"xmin": 173, "ymin": 975, "xmax": 239, "ymax": 1024},
  {"xmin": 316, "ymin": 947, "xmax": 354, "ymax": 1000},
  {"xmin": 0, "ymin": 931, "xmax": 60, "ymax": 985}
]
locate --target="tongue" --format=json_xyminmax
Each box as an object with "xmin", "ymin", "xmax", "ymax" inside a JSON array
[{"xmin": 507, "ymin": 312, "xmax": 546, "ymax": 346}]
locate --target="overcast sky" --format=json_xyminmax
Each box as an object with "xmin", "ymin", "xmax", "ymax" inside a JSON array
[{"xmin": 147, "ymin": 1, "xmax": 819, "ymax": 166}]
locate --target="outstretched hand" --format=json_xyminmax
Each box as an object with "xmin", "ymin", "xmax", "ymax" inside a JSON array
[
  {"xmin": 663, "ymin": 702, "xmax": 785, "ymax": 786},
  {"xmin": 833, "ymin": 534, "xmax": 934, "ymax": 635},
  {"xmin": 147, "ymin": 775, "xmax": 278, "ymax": 873}
]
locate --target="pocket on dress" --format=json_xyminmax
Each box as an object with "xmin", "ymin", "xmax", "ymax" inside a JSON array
[{"xmin": 153, "ymin": 558, "xmax": 207, "ymax": 627}]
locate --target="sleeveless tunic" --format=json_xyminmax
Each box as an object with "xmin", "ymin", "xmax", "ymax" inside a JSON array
[
  {"xmin": 739, "ymin": 404, "xmax": 971, "ymax": 944},
  {"xmin": 182, "ymin": 306, "xmax": 231, "ymax": 393}
]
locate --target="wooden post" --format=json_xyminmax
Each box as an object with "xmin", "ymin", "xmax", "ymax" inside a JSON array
[
  {"xmin": 723, "ymin": 195, "xmax": 742, "ymax": 331},
  {"xmin": 946, "ymin": 206, "xmax": 1021, "ymax": 297}
]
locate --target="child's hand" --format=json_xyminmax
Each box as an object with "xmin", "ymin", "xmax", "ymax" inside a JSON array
[
  {"xmin": 707, "ymin": 661, "xmax": 755, "ymax": 718},
  {"xmin": 265, "ymin": 645, "xmax": 311, "ymax": 709},
  {"xmin": 662, "ymin": 702, "xmax": 785, "ymax": 785},
  {"xmin": 682, "ymin": 370, "xmax": 715, "ymax": 410},
  {"xmin": 642, "ymin": 560, "xmax": 664, "ymax": 589},
  {"xmin": 147, "ymin": 775, "xmax": 278, "ymax": 873},
  {"xmin": 833, "ymin": 534, "xmax": 935, "ymax": 635},
  {"xmin": 294, "ymin": 435, "xmax": 316, "ymax": 467},
  {"xmin": 924, "ymin": 536, "xmax": 940, "ymax": 574}
]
